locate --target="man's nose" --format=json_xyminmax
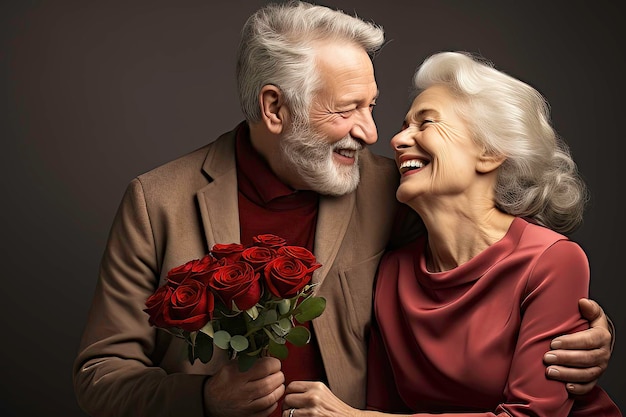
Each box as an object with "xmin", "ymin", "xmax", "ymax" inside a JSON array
[{"xmin": 350, "ymin": 109, "xmax": 378, "ymax": 145}]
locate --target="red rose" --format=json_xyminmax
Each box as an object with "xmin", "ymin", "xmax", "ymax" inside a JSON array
[
  {"xmin": 144, "ymin": 284, "xmax": 174, "ymax": 328},
  {"xmin": 162, "ymin": 279, "xmax": 214, "ymax": 332},
  {"xmin": 166, "ymin": 254, "xmax": 219, "ymax": 287},
  {"xmin": 189, "ymin": 254, "xmax": 225, "ymax": 285},
  {"xmin": 166, "ymin": 258, "xmax": 197, "ymax": 288},
  {"xmin": 193, "ymin": 254, "xmax": 217, "ymax": 272},
  {"xmin": 210, "ymin": 261, "xmax": 262, "ymax": 311},
  {"xmin": 252, "ymin": 234, "xmax": 287, "ymax": 248},
  {"xmin": 241, "ymin": 246, "xmax": 276, "ymax": 271},
  {"xmin": 264, "ymin": 255, "xmax": 316, "ymax": 298},
  {"xmin": 211, "ymin": 243, "xmax": 245, "ymax": 261},
  {"xmin": 277, "ymin": 246, "xmax": 321, "ymax": 270}
]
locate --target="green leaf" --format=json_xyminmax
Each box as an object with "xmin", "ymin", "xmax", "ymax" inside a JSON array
[
  {"xmin": 238, "ymin": 354, "xmax": 258, "ymax": 372},
  {"xmin": 246, "ymin": 305, "xmax": 260, "ymax": 320},
  {"xmin": 268, "ymin": 339, "xmax": 288, "ymax": 359},
  {"xmin": 295, "ymin": 296, "xmax": 326, "ymax": 323},
  {"xmin": 213, "ymin": 330, "xmax": 231, "ymax": 350},
  {"xmin": 230, "ymin": 335, "xmax": 249, "ymax": 352},
  {"xmin": 263, "ymin": 327, "xmax": 286, "ymax": 344},
  {"xmin": 262, "ymin": 309, "xmax": 278, "ymax": 325},
  {"xmin": 278, "ymin": 299, "xmax": 291, "ymax": 315},
  {"xmin": 278, "ymin": 317, "xmax": 292, "ymax": 330},
  {"xmin": 195, "ymin": 332, "xmax": 214, "ymax": 363},
  {"xmin": 271, "ymin": 318, "xmax": 292, "ymax": 336},
  {"xmin": 285, "ymin": 325, "xmax": 310, "ymax": 346},
  {"xmin": 187, "ymin": 343, "xmax": 195, "ymax": 364},
  {"xmin": 199, "ymin": 321, "xmax": 214, "ymax": 338}
]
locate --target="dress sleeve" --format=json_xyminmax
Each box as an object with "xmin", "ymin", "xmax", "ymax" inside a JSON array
[
  {"xmin": 495, "ymin": 240, "xmax": 589, "ymax": 416},
  {"xmin": 72, "ymin": 179, "xmax": 207, "ymax": 417}
]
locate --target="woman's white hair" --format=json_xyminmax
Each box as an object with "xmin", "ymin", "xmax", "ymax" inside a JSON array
[
  {"xmin": 413, "ymin": 51, "xmax": 588, "ymax": 234},
  {"xmin": 236, "ymin": 0, "xmax": 384, "ymax": 124}
]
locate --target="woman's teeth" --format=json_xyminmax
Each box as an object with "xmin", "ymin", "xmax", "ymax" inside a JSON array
[{"xmin": 399, "ymin": 159, "xmax": 425, "ymax": 172}]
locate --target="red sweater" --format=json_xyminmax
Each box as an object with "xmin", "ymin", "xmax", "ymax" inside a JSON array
[{"xmin": 235, "ymin": 124, "xmax": 327, "ymax": 416}]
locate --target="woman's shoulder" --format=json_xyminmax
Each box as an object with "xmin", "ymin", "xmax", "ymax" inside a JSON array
[
  {"xmin": 515, "ymin": 217, "xmax": 572, "ymax": 247},
  {"xmin": 512, "ymin": 217, "xmax": 587, "ymax": 266},
  {"xmin": 515, "ymin": 218, "xmax": 589, "ymax": 288}
]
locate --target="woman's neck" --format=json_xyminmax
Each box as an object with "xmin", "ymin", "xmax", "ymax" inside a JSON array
[{"xmin": 415, "ymin": 204, "xmax": 515, "ymax": 273}]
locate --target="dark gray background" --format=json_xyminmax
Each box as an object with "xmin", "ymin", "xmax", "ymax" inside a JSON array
[{"xmin": 2, "ymin": 1, "xmax": 623, "ymax": 416}]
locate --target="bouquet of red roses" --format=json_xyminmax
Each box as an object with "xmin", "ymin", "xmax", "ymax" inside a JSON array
[{"xmin": 144, "ymin": 234, "xmax": 325, "ymax": 371}]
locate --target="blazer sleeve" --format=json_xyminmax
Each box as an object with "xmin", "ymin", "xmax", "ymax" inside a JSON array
[{"xmin": 72, "ymin": 178, "xmax": 207, "ymax": 417}]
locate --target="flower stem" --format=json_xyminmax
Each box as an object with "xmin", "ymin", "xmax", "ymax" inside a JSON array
[{"xmin": 243, "ymin": 311, "xmax": 258, "ymax": 352}]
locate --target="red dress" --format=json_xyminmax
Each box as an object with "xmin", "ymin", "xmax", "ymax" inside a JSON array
[{"xmin": 367, "ymin": 217, "xmax": 621, "ymax": 416}]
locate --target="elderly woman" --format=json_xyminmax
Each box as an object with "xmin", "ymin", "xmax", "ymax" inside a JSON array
[{"xmin": 282, "ymin": 52, "xmax": 621, "ymax": 416}]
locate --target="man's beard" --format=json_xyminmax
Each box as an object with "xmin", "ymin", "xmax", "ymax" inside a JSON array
[{"xmin": 280, "ymin": 118, "xmax": 362, "ymax": 196}]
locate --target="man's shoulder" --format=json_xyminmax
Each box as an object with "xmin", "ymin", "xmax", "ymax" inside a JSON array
[
  {"xmin": 358, "ymin": 149, "xmax": 399, "ymax": 189},
  {"xmin": 138, "ymin": 144, "xmax": 210, "ymax": 182},
  {"xmin": 361, "ymin": 149, "xmax": 395, "ymax": 168},
  {"xmin": 136, "ymin": 128, "xmax": 236, "ymax": 188}
]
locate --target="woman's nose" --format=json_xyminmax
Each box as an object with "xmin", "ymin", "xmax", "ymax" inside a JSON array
[{"xmin": 390, "ymin": 128, "xmax": 414, "ymax": 151}]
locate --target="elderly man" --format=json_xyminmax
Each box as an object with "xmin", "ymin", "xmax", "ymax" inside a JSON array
[{"xmin": 73, "ymin": 2, "xmax": 613, "ymax": 417}]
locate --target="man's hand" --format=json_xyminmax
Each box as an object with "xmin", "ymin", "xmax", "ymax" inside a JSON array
[
  {"xmin": 203, "ymin": 356, "xmax": 285, "ymax": 417},
  {"xmin": 544, "ymin": 298, "xmax": 613, "ymax": 395}
]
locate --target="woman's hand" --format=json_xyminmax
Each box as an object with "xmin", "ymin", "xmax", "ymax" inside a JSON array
[{"xmin": 282, "ymin": 381, "xmax": 363, "ymax": 417}]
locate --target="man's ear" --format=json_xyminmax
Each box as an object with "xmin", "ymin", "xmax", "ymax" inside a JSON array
[
  {"xmin": 259, "ymin": 85, "xmax": 288, "ymax": 135},
  {"xmin": 476, "ymin": 151, "xmax": 506, "ymax": 174}
]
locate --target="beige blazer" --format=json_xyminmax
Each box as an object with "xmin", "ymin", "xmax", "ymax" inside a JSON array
[{"xmin": 73, "ymin": 125, "xmax": 422, "ymax": 417}]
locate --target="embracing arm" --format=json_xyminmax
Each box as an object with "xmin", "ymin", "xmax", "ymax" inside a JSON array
[{"xmin": 544, "ymin": 298, "xmax": 614, "ymax": 394}]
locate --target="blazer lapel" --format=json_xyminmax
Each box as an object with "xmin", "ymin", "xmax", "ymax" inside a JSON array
[
  {"xmin": 312, "ymin": 191, "xmax": 355, "ymax": 288},
  {"xmin": 196, "ymin": 131, "xmax": 241, "ymax": 249}
]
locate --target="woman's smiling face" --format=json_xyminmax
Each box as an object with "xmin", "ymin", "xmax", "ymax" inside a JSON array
[{"xmin": 391, "ymin": 84, "xmax": 484, "ymax": 205}]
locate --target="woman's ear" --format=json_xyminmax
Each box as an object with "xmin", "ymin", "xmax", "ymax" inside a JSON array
[
  {"xmin": 259, "ymin": 85, "xmax": 288, "ymax": 134},
  {"xmin": 476, "ymin": 151, "xmax": 506, "ymax": 174}
]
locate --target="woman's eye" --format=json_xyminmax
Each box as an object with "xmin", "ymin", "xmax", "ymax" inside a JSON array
[
  {"xmin": 420, "ymin": 119, "xmax": 434, "ymax": 128},
  {"xmin": 332, "ymin": 109, "xmax": 355, "ymax": 117}
]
